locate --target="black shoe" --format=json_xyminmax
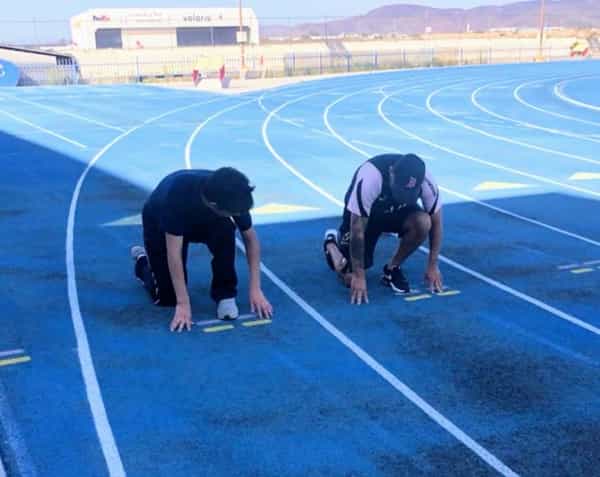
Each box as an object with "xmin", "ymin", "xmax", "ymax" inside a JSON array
[
  {"xmin": 382, "ymin": 264, "xmax": 410, "ymax": 293},
  {"xmin": 323, "ymin": 229, "xmax": 348, "ymax": 272},
  {"xmin": 131, "ymin": 245, "xmax": 148, "ymax": 282}
]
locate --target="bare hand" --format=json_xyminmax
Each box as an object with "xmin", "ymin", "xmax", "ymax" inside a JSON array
[
  {"xmin": 350, "ymin": 274, "xmax": 369, "ymax": 305},
  {"xmin": 250, "ymin": 288, "xmax": 273, "ymax": 319},
  {"xmin": 425, "ymin": 264, "xmax": 443, "ymax": 293},
  {"xmin": 170, "ymin": 303, "xmax": 192, "ymax": 332}
]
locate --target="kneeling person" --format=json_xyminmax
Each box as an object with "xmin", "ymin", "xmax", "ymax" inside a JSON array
[
  {"xmin": 131, "ymin": 167, "xmax": 273, "ymax": 331},
  {"xmin": 323, "ymin": 154, "xmax": 443, "ymax": 304}
]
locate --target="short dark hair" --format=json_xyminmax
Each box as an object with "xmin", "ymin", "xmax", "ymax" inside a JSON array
[{"xmin": 204, "ymin": 167, "xmax": 255, "ymax": 213}]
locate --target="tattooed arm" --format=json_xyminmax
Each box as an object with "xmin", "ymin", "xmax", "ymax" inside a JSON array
[{"xmin": 350, "ymin": 213, "xmax": 369, "ymax": 305}]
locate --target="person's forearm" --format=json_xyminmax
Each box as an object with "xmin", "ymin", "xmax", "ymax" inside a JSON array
[
  {"xmin": 350, "ymin": 214, "xmax": 367, "ymax": 276},
  {"xmin": 166, "ymin": 235, "xmax": 190, "ymax": 305},
  {"xmin": 428, "ymin": 211, "xmax": 443, "ymax": 266},
  {"xmin": 243, "ymin": 231, "xmax": 261, "ymax": 291}
]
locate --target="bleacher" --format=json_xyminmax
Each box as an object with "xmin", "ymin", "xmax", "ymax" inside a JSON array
[{"xmin": 0, "ymin": 44, "xmax": 79, "ymax": 85}]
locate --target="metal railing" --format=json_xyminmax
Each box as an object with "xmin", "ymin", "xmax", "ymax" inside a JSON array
[{"xmin": 13, "ymin": 46, "xmax": 582, "ymax": 86}]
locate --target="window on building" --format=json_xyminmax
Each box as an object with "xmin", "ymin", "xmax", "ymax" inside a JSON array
[
  {"xmin": 95, "ymin": 29, "xmax": 123, "ymax": 49},
  {"xmin": 213, "ymin": 26, "xmax": 249, "ymax": 46},
  {"xmin": 176, "ymin": 27, "xmax": 213, "ymax": 46}
]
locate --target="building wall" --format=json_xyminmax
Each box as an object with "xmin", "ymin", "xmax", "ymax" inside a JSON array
[{"xmin": 71, "ymin": 8, "xmax": 259, "ymax": 50}]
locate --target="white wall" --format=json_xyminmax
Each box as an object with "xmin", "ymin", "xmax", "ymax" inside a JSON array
[{"xmin": 71, "ymin": 8, "xmax": 259, "ymax": 50}]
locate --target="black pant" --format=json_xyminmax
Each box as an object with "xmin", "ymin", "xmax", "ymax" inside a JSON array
[
  {"xmin": 136, "ymin": 207, "xmax": 238, "ymax": 306},
  {"xmin": 338, "ymin": 204, "xmax": 423, "ymax": 270}
]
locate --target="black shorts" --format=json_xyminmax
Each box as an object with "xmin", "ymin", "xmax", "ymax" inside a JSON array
[{"xmin": 338, "ymin": 204, "xmax": 423, "ymax": 270}]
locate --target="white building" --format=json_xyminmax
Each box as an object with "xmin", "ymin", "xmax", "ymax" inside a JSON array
[{"xmin": 70, "ymin": 8, "xmax": 259, "ymax": 49}]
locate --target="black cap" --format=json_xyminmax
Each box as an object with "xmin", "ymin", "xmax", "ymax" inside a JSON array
[{"xmin": 390, "ymin": 154, "xmax": 426, "ymax": 205}]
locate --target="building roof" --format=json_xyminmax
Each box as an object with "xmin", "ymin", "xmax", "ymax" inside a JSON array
[{"xmin": 0, "ymin": 43, "xmax": 74, "ymax": 62}]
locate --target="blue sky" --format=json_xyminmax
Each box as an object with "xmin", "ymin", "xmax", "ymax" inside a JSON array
[{"xmin": 2, "ymin": 0, "xmax": 519, "ymax": 43}]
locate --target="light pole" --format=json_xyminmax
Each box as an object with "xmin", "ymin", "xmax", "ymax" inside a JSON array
[
  {"xmin": 537, "ymin": 0, "xmax": 546, "ymax": 59},
  {"xmin": 239, "ymin": 0, "xmax": 246, "ymax": 74}
]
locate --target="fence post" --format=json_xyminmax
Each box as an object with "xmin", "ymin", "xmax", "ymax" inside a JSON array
[
  {"xmin": 374, "ymin": 51, "xmax": 378, "ymax": 69},
  {"xmin": 347, "ymin": 54, "xmax": 351, "ymax": 72},
  {"xmin": 402, "ymin": 49, "xmax": 407, "ymax": 67},
  {"xmin": 292, "ymin": 52, "xmax": 296, "ymax": 76},
  {"xmin": 319, "ymin": 52, "xmax": 323, "ymax": 75},
  {"xmin": 430, "ymin": 48, "xmax": 434, "ymax": 67},
  {"xmin": 135, "ymin": 56, "xmax": 140, "ymax": 83},
  {"xmin": 488, "ymin": 47, "xmax": 492, "ymax": 64}
]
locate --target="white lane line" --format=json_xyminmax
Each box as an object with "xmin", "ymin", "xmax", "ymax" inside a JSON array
[
  {"xmin": 472, "ymin": 79, "xmax": 600, "ymax": 144},
  {"xmin": 328, "ymin": 81, "xmax": 600, "ymax": 205},
  {"xmin": 0, "ymin": 349, "xmax": 25, "ymax": 359},
  {"xmin": 186, "ymin": 79, "xmax": 519, "ymax": 475},
  {"xmin": 263, "ymin": 87, "xmax": 520, "ymax": 477},
  {"xmin": 583, "ymin": 259, "xmax": 600, "ymax": 266},
  {"xmin": 184, "ymin": 98, "xmax": 259, "ymax": 169},
  {"xmin": 557, "ymin": 264, "xmax": 580, "ymax": 270},
  {"xmin": 0, "ymin": 109, "xmax": 87, "ymax": 149},
  {"xmin": 256, "ymin": 73, "xmax": 442, "ymax": 140},
  {"xmin": 378, "ymin": 95, "xmax": 600, "ymax": 199},
  {"xmin": 257, "ymin": 251, "xmax": 520, "ymax": 477},
  {"xmin": 262, "ymin": 73, "xmax": 450, "ymax": 184},
  {"xmin": 435, "ymin": 251, "xmax": 600, "ymax": 335},
  {"xmin": 439, "ymin": 188, "xmax": 600, "ymax": 248},
  {"xmin": 263, "ymin": 90, "xmax": 351, "ymax": 206},
  {"xmin": 554, "ymin": 78, "xmax": 600, "ymax": 112},
  {"xmin": 2, "ymin": 95, "xmax": 126, "ymax": 132},
  {"xmin": 323, "ymin": 87, "xmax": 600, "ymax": 335},
  {"xmin": 67, "ymin": 95, "xmax": 228, "ymax": 477},
  {"xmin": 257, "ymin": 84, "xmax": 326, "ymax": 129},
  {"xmin": 514, "ymin": 80, "xmax": 600, "ymax": 128},
  {"xmin": 0, "ymin": 456, "xmax": 6, "ymax": 477},
  {"xmin": 427, "ymin": 83, "xmax": 600, "ymax": 167}
]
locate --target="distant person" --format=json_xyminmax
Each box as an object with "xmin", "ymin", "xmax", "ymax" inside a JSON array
[
  {"xmin": 192, "ymin": 68, "xmax": 202, "ymax": 87},
  {"xmin": 323, "ymin": 154, "xmax": 443, "ymax": 304},
  {"xmin": 131, "ymin": 168, "xmax": 273, "ymax": 332}
]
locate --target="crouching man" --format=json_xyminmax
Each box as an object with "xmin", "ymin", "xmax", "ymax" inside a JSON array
[
  {"xmin": 323, "ymin": 154, "xmax": 443, "ymax": 304},
  {"xmin": 131, "ymin": 167, "xmax": 273, "ymax": 331}
]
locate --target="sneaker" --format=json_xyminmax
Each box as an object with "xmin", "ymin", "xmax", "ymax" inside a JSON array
[
  {"xmin": 217, "ymin": 298, "xmax": 239, "ymax": 321},
  {"xmin": 323, "ymin": 229, "xmax": 348, "ymax": 272},
  {"xmin": 130, "ymin": 245, "xmax": 148, "ymax": 282},
  {"xmin": 130, "ymin": 245, "xmax": 146, "ymax": 262},
  {"xmin": 381, "ymin": 264, "xmax": 410, "ymax": 294}
]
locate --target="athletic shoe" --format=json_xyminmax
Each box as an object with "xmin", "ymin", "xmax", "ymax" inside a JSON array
[
  {"xmin": 381, "ymin": 264, "xmax": 410, "ymax": 294},
  {"xmin": 130, "ymin": 245, "xmax": 146, "ymax": 261},
  {"xmin": 130, "ymin": 245, "xmax": 148, "ymax": 283},
  {"xmin": 217, "ymin": 298, "xmax": 239, "ymax": 321},
  {"xmin": 323, "ymin": 229, "xmax": 348, "ymax": 272}
]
